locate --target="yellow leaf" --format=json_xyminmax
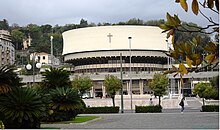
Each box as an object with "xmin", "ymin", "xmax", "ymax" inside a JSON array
[
  {"xmin": 180, "ymin": 0, "xmax": 188, "ymax": 11},
  {"xmin": 164, "ymin": 70, "xmax": 177, "ymax": 74},
  {"xmin": 174, "ymin": 14, "xmax": 181, "ymax": 24},
  {"xmin": 159, "ymin": 24, "xmax": 170, "ymax": 30},
  {"xmin": 215, "ymin": 0, "xmax": 219, "ymax": 11},
  {"xmin": 192, "ymin": 0, "xmax": 199, "ymax": 15},
  {"xmin": 208, "ymin": 0, "xmax": 214, "ymax": 8},
  {"xmin": 205, "ymin": 54, "xmax": 216, "ymax": 64},
  {"xmin": 213, "ymin": 27, "xmax": 219, "ymax": 32},
  {"xmin": 195, "ymin": 58, "xmax": 202, "ymax": 66},
  {"xmin": 191, "ymin": 54, "xmax": 201, "ymax": 66},
  {"xmin": 196, "ymin": 36, "xmax": 201, "ymax": 45},
  {"xmin": 172, "ymin": 35, "xmax": 175, "ymax": 45},
  {"xmin": 166, "ymin": 13, "xmax": 175, "ymax": 25},
  {"xmin": 172, "ymin": 65, "xmax": 178, "ymax": 71},
  {"xmin": 179, "ymin": 63, "xmax": 188, "ymax": 76},
  {"xmin": 204, "ymin": 42, "xmax": 217, "ymax": 53},
  {"xmin": 167, "ymin": 29, "xmax": 174, "ymax": 38},
  {"xmin": 186, "ymin": 56, "xmax": 192, "ymax": 69},
  {"xmin": 202, "ymin": 0, "xmax": 206, "ymax": 7}
]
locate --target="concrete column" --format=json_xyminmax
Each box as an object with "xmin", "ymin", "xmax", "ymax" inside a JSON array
[
  {"xmin": 178, "ymin": 79, "xmax": 181, "ymax": 97},
  {"xmin": 139, "ymin": 80, "xmax": 144, "ymax": 95},
  {"xmin": 127, "ymin": 81, "xmax": 130, "ymax": 95},
  {"xmin": 102, "ymin": 84, "xmax": 106, "ymax": 98},
  {"xmin": 90, "ymin": 86, "xmax": 94, "ymax": 98}
]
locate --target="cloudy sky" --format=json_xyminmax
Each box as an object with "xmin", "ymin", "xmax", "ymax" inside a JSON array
[{"xmin": 0, "ymin": 0, "xmax": 218, "ymax": 27}]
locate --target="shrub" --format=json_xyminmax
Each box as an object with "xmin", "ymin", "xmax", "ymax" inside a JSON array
[
  {"xmin": 44, "ymin": 87, "xmax": 85, "ymax": 122},
  {"xmin": 135, "ymin": 105, "xmax": 162, "ymax": 113},
  {"xmin": 201, "ymin": 105, "xmax": 219, "ymax": 112},
  {"xmin": 84, "ymin": 106, "xmax": 119, "ymax": 114},
  {"xmin": 0, "ymin": 88, "xmax": 47, "ymax": 129}
]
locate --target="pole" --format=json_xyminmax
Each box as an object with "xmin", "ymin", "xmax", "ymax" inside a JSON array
[
  {"xmin": 32, "ymin": 53, "xmax": 35, "ymax": 85},
  {"xmin": 120, "ymin": 53, "xmax": 124, "ymax": 113},
  {"xmin": 167, "ymin": 40, "xmax": 171, "ymax": 98},
  {"xmin": 50, "ymin": 36, "xmax": 53, "ymax": 65},
  {"xmin": 128, "ymin": 37, "xmax": 132, "ymax": 111}
]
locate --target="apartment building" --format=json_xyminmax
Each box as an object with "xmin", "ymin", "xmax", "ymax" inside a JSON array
[{"xmin": 0, "ymin": 30, "xmax": 15, "ymax": 66}]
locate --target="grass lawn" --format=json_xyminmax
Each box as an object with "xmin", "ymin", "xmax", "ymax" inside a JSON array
[
  {"xmin": 71, "ymin": 116, "xmax": 99, "ymax": 123},
  {"xmin": 42, "ymin": 116, "xmax": 99, "ymax": 124}
]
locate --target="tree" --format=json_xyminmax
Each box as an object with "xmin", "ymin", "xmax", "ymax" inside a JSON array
[
  {"xmin": 0, "ymin": 65, "xmax": 22, "ymax": 94},
  {"xmin": 148, "ymin": 73, "xmax": 169, "ymax": 106},
  {"xmin": 72, "ymin": 76, "xmax": 93, "ymax": 98},
  {"xmin": 193, "ymin": 82, "xmax": 209, "ymax": 105},
  {"xmin": 79, "ymin": 19, "xmax": 88, "ymax": 28},
  {"xmin": 126, "ymin": 18, "xmax": 144, "ymax": 25},
  {"xmin": 41, "ymin": 67, "xmax": 71, "ymax": 89},
  {"xmin": 160, "ymin": 0, "xmax": 219, "ymax": 80},
  {"xmin": 103, "ymin": 75, "xmax": 122, "ymax": 107},
  {"xmin": 40, "ymin": 24, "xmax": 52, "ymax": 34},
  {"xmin": 0, "ymin": 19, "xmax": 9, "ymax": 30},
  {"xmin": 144, "ymin": 19, "xmax": 165, "ymax": 26},
  {"xmin": 193, "ymin": 82, "xmax": 219, "ymax": 105},
  {"xmin": 11, "ymin": 29, "xmax": 25, "ymax": 50},
  {"xmin": 210, "ymin": 75, "xmax": 219, "ymax": 88}
]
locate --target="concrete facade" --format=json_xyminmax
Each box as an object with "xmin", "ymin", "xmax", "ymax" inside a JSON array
[
  {"xmin": 61, "ymin": 25, "xmax": 219, "ymax": 98},
  {"xmin": 0, "ymin": 30, "xmax": 15, "ymax": 66}
]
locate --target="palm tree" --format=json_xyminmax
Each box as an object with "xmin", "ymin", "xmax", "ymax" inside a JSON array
[
  {"xmin": 48, "ymin": 87, "xmax": 86, "ymax": 121},
  {"xmin": 41, "ymin": 67, "xmax": 71, "ymax": 89},
  {"xmin": 0, "ymin": 65, "xmax": 22, "ymax": 94},
  {"xmin": 0, "ymin": 87, "xmax": 47, "ymax": 128}
]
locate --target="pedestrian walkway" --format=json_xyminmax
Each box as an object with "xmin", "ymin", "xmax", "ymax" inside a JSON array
[
  {"xmin": 41, "ymin": 97, "xmax": 219, "ymax": 129},
  {"xmin": 83, "ymin": 96, "xmax": 210, "ymax": 110}
]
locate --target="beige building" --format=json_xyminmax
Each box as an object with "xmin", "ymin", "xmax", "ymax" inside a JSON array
[
  {"xmin": 62, "ymin": 25, "xmax": 218, "ymax": 98},
  {"xmin": 0, "ymin": 30, "xmax": 15, "ymax": 66},
  {"xmin": 23, "ymin": 35, "xmax": 32, "ymax": 50},
  {"xmin": 30, "ymin": 52, "xmax": 60, "ymax": 66}
]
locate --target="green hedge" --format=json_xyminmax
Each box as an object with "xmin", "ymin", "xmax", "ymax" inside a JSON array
[
  {"xmin": 135, "ymin": 105, "xmax": 162, "ymax": 113},
  {"xmin": 84, "ymin": 106, "xmax": 119, "ymax": 114},
  {"xmin": 201, "ymin": 105, "xmax": 219, "ymax": 112}
]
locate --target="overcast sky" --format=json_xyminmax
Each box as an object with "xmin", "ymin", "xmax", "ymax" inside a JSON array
[{"xmin": 0, "ymin": 0, "xmax": 218, "ymax": 27}]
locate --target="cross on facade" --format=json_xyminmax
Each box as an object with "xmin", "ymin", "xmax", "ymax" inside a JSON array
[{"xmin": 107, "ymin": 33, "xmax": 113, "ymax": 43}]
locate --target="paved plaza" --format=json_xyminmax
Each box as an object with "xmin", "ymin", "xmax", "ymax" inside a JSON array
[
  {"xmin": 41, "ymin": 97, "xmax": 219, "ymax": 129},
  {"xmin": 42, "ymin": 112, "xmax": 219, "ymax": 129}
]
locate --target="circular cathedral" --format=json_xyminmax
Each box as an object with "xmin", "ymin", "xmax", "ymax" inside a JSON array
[{"xmin": 62, "ymin": 25, "xmax": 169, "ymax": 97}]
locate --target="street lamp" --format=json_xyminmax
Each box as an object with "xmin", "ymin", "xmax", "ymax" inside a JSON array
[
  {"xmin": 50, "ymin": 36, "xmax": 53, "ymax": 65},
  {"xmin": 166, "ymin": 39, "xmax": 172, "ymax": 98},
  {"xmin": 128, "ymin": 36, "xmax": 132, "ymax": 111},
  {"xmin": 26, "ymin": 53, "xmax": 41, "ymax": 85},
  {"xmin": 120, "ymin": 53, "xmax": 124, "ymax": 113}
]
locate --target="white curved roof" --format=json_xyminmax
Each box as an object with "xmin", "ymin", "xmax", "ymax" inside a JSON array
[{"xmin": 62, "ymin": 26, "xmax": 168, "ymax": 55}]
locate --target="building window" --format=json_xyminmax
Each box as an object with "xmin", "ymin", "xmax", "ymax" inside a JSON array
[
  {"xmin": 43, "ymin": 56, "xmax": 45, "ymax": 60},
  {"xmin": 38, "ymin": 56, "xmax": 40, "ymax": 60}
]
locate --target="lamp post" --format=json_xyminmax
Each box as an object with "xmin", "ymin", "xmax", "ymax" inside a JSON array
[
  {"xmin": 166, "ymin": 39, "xmax": 172, "ymax": 98},
  {"xmin": 120, "ymin": 53, "xmax": 124, "ymax": 113},
  {"xmin": 50, "ymin": 36, "xmax": 53, "ymax": 65},
  {"xmin": 128, "ymin": 36, "xmax": 132, "ymax": 111},
  {"xmin": 26, "ymin": 53, "xmax": 41, "ymax": 85},
  {"xmin": 166, "ymin": 40, "xmax": 173, "ymax": 98}
]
